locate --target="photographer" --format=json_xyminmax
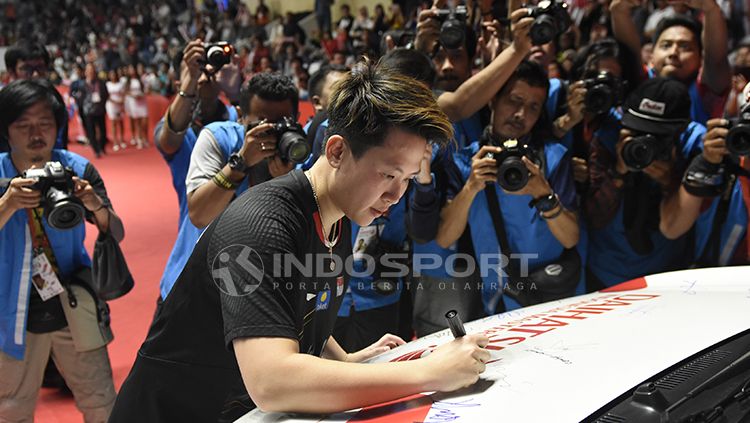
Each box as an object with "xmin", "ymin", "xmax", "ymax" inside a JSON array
[
  {"xmin": 185, "ymin": 72, "xmax": 299, "ymax": 229},
  {"xmin": 610, "ymin": 0, "xmax": 731, "ymax": 125},
  {"xmin": 110, "ymin": 60, "xmax": 490, "ymax": 422},
  {"xmin": 154, "ymin": 38, "xmax": 241, "ymax": 226},
  {"xmin": 0, "ymin": 79, "xmax": 123, "ymax": 421},
  {"xmin": 585, "ymin": 78, "xmax": 706, "ymax": 289},
  {"xmin": 154, "ymin": 38, "xmax": 241, "ymax": 300},
  {"xmin": 158, "ymin": 73, "xmax": 298, "ymax": 299},
  {"xmin": 436, "ymin": 61, "xmax": 581, "ymax": 314},
  {"xmin": 660, "ymin": 117, "xmax": 750, "ymax": 266},
  {"xmin": 557, "ymin": 38, "xmax": 636, "ymax": 193}
]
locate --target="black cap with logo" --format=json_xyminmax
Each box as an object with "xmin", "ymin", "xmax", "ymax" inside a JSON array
[{"xmin": 621, "ymin": 77, "xmax": 691, "ymax": 135}]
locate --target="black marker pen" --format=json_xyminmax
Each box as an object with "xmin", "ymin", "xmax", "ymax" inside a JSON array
[{"xmin": 445, "ymin": 309, "xmax": 466, "ymax": 338}]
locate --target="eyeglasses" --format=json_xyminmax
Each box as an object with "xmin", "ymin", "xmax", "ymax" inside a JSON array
[{"xmin": 16, "ymin": 64, "xmax": 48, "ymax": 78}]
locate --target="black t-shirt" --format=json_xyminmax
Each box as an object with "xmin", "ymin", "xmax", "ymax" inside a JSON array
[{"xmin": 110, "ymin": 170, "xmax": 350, "ymax": 422}]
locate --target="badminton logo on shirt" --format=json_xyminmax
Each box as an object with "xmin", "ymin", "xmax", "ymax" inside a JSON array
[
  {"xmin": 211, "ymin": 244, "xmax": 265, "ymax": 297},
  {"xmin": 315, "ymin": 290, "xmax": 331, "ymax": 310}
]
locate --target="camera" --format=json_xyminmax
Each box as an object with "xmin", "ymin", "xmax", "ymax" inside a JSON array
[
  {"xmin": 526, "ymin": 0, "xmax": 572, "ymax": 46},
  {"xmin": 202, "ymin": 41, "xmax": 234, "ymax": 72},
  {"xmin": 433, "ymin": 5, "xmax": 468, "ymax": 50},
  {"xmin": 22, "ymin": 162, "xmax": 85, "ymax": 230},
  {"xmin": 621, "ymin": 133, "xmax": 674, "ymax": 170},
  {"xmin": 489, "ymin": 139, "xmax": 542, "ymax": 192},
  {"xmin": 726, "ymin": 102, "xmax": 750, "ymax": 156},
  {"xmin": 582, "ymin": 71, "xmax": 623, "ymax": 115},
  {"xmin": 270, "ymin": 117, "xmax": 310, "ymax": 163}
]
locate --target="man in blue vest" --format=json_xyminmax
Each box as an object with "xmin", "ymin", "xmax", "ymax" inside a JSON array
[
  {"xmin": 436, "ymin": 60, "xmax": 581, "ymax": 315},
  {"xmin": 585, "ymin": 78, "xmax": 706, "ymax": 289},
  {"xmin": 157, "ymin": 73, "xmax": 298, "ymax": 300},
  {"xmin": 610, "ymin": 0, "xmax": 730, "ymax": 125},
  {"xmin": 660, "ymin": 116, "xmax": 750, "ymax": 266},
  {"xmin": 0, "ymin": 79, "xmax": 123, "ymax": 421},
  {"xmin": 153, "ymin": 39, "xmax": 240, "ymax": 301}
]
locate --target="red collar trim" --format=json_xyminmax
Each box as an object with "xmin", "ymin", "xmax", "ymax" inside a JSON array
[{"xmin": 313, "ymin": 211, "xmax": 343, "ymax": 247}]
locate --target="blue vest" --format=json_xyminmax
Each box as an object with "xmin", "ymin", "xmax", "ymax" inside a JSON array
[
  {"xmin": 588, "ymin": 122, "xmax": 706, "ymax": 286},
  {"xmin": 694, "ymin": 177, "xmax": 749, "ymax": 265},
  {"xmin": 158, "ymin": 119, "xmax": 250, "ymax": 300},
  {"xmin": 452, "ymin": 114, "xmax": 484, "ymax": 150},
  {"xmin": 338, "ymin": 199, "xmax": 407, "ymax": 316},
  {"xmin": 454, "ymin": 140, "xmax": 571, "ymax": 314},
  {"xmin": 155, "ymin": 104, "xmax": 238, "ymax": 227},
  {"xmin": 0, "ymin": 150, "xmax": 91, "ymax": 359}
]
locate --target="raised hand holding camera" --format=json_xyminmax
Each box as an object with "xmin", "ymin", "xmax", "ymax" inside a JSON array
[
  {"xmin": 238, "ymin": 121, "xmax": 278, "ymax": 169},
  {"xmin": 22, "ymin": 162, "xmax": 85, "ymax": 230}
]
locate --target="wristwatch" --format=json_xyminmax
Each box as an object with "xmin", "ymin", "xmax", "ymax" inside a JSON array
[
  {"xmin": 227, "ymin": 153, "xmax": 249, "ymax": 174},
  {"xmin": 529, "ymin": 192, "xmax": 560, "ymax": 213}
]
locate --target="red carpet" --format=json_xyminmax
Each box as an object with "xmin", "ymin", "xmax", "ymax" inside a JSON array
[{"xmin": 32, "ymin": 94, "xmax": 316, "ymax": 422}]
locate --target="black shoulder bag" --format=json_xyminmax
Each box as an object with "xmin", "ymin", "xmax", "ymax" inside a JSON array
[
  {"xmin": 484, "ymin": 185, "xmax": 581, "ymax": 307},
  {"xmin": 92, "ymin": 230, "xmax": 134, "ymax": 300}
]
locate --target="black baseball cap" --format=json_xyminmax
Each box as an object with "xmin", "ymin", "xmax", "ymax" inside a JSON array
[{"xmin": 621, "ymin": 77, "xmax": 691, "ymax": 135}]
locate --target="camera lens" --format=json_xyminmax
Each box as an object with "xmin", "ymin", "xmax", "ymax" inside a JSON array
[
  {"xmin": 622, "ymin": 136, "xmax": 656, "ymax": 170},
  {"xmin": 726, "ymin": 123, "xmax": 750, "ymax": 156},
  {"xmin": 498, "ymin": 156, "xmax": 529, "ymax": 192},
  {"xmin": 530, "ymin": 15, "xmax": 557, "ymax": 45},
  {"xmin": 278, "ymin": 131, "xmax": 311, "ymax": 163},
  {"xmin": 206, "ymin": 44, "xmax": 232, "ymax": 70},
  {"xmin": 44, "ymin": 187, "xmax": 85, "ymax": 230},
  {"xmin": 585, "ymin": 84, "xmax": 614, "ymax": 115}
]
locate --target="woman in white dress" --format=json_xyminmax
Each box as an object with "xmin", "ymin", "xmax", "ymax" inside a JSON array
[
  {"xmin": 106, "ymin": 69, "xmax": 127, "ymax": 151},
  {"xmin": 124, "ymin": 64, "xmax": 149, "ymax": 149}
]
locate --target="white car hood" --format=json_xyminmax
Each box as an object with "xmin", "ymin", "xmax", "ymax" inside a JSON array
[{"xmin": 238, "ymin": 266, "xmax": 750, "ymax": 423}]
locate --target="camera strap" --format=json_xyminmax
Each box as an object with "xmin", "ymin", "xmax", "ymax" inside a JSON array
[{"xmin": 484, "ymin": 184, "xmax": 518, "ymax": 281}]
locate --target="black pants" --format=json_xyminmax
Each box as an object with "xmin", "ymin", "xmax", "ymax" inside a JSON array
[
  {"xmin": 83, "ymin": 113, "xmax": 107, "ymax": 155},
  {"xmin": 333, "ymin": 300, "xmax": 404, "ymax": 353}
]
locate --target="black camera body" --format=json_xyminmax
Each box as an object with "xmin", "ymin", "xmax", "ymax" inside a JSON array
[
  {"xmin": 23, "ymin": 162, "xmax": 85, "ymax": 230},
  {"xmin": 270, "ymin": 117, "xmax": 310, "ymax": 163},
  {"xmin": 582, "ymin": 71, "xmax": 623, "ymax": 115},
  {"xmin": 621, "ymin": 133, "xmax": 674, "ymax": 170},
  {"xmin": 726, "ymin": 102, "xmax": 750, "ymax": 156},
  {"xmin": 203, "ymin": 41, "xmax": 234, "ymax": 72},
  {"xmin": 526, "ymin": 0, "xmax": 572, "ymax": 46},
  {"xmin": 490, "ymin": 139, "xmax": 543, "ymax": 192},
  {"xmin": 434, "ymin": 5, "xmax": 468, "ymax": 50}
]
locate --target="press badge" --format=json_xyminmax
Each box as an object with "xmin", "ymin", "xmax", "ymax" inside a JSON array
[
  {"xmin": 31, "ymin": 253, "xmax": 65, "ymax": 301},
  {"xmin": 352, "ymin": 224, "xmax": 383, "ymax": 260},
  {"xmin": 91, "ymin": 91, "xmax": 101, "ymax": 103}
]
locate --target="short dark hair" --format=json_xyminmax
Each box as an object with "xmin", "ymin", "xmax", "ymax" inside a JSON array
[
  {"xmin": 4, "ymin": 41, "xmax": 50, "ymax": 73},
  {"xmin": 239, "ymin": 72, "xmax": 299, "ymax": 118},
  {"xmin": 0, "ymin": 79, "xmax": 66, "ymax": 141},
  {"xmin": 498, "ymin": 61, "xmax": 553, "ymax": 140},
  {"xmin": 379, "ymin": 48, "xmax": 436, "ymax": 87},
  {"xmin": 307, "ymin": 64, "xmax": 348, "ymax": 98},
  {"xmin": 500, "ymin": 60, "xmax": 550, "ymax": 100},
  {"xmin": 653, "ymin": 16, "xmax": 703, "ymax": 54},
  {"xmin": 327, "ymin": 59, "xmax": 453, "ymax": 159}
]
